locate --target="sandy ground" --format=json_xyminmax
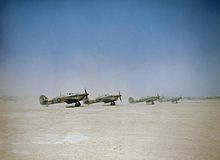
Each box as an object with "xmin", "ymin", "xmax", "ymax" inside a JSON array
[{"xmin": 0, "ymin": 99, "xmax": 220, "ymax": 160}]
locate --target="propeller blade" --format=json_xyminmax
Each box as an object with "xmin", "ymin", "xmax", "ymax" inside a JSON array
[
  {"xmin": 157, "ymin": 93, "xmax": 160, "ymax": 98},
  {"xmin": 84, "ymin": 89, "xmax": 89, "ymax": 98},
  {"xmin": 119, "ymin": 96, "xmax": 122, "ymax": 102},
  {"xmin": 119, "ymin": 91, "xmax": 122, "ymax": 102}
]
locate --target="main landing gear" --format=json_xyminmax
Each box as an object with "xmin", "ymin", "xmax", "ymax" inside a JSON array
[
  {"xmin": 75, "ymin": 101, "xmax": 81, "ymax": 107},
  {"xmin": 110, "ymin": 101, "xmax": 116, "ymax": 106},
  {"xmin": 65, "ymin": 101, "xmax": 81, "ymax": 108},
  {"xmin": 146, "ymin": 101, "xmax": 155, "ymax": 105}
]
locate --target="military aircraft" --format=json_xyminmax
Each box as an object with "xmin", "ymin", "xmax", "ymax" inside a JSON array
[
  {"xmin": 158, "ymin": 96, "xmax": 182, "ymax": 103},
  {"xmin": 128, "ymin": 93, "xmax": 160, "ymax": 105},
  {"xmin": 83, "ymin": 91, "xmax": 122, "ymax": 106},
  {"xmin": 39, "ymin": 89, "xmax": 89, "ymax": 107},
  {"xmin": 168, "ymin": 96, "xmax": 182, "ymax": 103}
]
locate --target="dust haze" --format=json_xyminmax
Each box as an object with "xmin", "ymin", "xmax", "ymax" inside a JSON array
[{"xmin": 1, "ymin": 0, "xmax": 220, "ymax": 159}]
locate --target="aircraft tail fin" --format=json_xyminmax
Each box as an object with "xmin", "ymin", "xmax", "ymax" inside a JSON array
[
  {"xmin": 128, "ymin": 97, "xmax": 135, "ymax": 104},
  {"xmin": 39, "ymin": 95, "xmax": 48, "ymax": 105}
]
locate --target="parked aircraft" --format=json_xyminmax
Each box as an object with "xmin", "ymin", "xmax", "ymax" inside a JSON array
[
  {"xmin": 129, "ymin": 93, "xmax": 160, "ymax": 105},
  {"xmin": 168, "ymin": 96, "xmax": 182, "ymax": 103},
  {"xmin": 39, "ymin": 89, "xmax": 89, "ymax": 107},
  {"xmin": 84, "ymin": 91, "xmax": 122, "ymax": 106},
  {"xmin": 159, "ymin": 96, "xmax": 182, "ymax": 104}
]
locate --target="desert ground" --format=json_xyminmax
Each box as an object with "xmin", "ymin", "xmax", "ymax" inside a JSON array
[{"xmin": 0, "ymin": 98, "xmax": 220, "ymax": 160}]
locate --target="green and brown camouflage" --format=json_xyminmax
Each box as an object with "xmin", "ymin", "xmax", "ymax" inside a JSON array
[
  {"xmin": 128, "ymin": 93, "xmax": 160, "ymax": 105},
  {"xmin": 39, "ymin": 89, "xmax": 89, "ymax": 107},
  {"xmin": 168, "ymin": 96, "xmax": 182, "ymax": 103},
  {"xmin": 84, "ymin": 91, "xmax": 122, "ymax": 106},
  {"xmin": 158, "ymin": 96, "xmax": 182, "ymax": 103}
]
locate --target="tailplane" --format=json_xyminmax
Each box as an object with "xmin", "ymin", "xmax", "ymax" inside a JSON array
[
  {"xmin": 83, "ymin": 98, "xmax": 97, "ymax": 105},
  {"xmin": 39, "ymin": 95, "xmax": 48, "ymax": 105}
]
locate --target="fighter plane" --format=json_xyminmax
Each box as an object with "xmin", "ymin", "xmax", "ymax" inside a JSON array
[
  {"xmin": 168, "ymin": 96, "xmax": 182, "ymax": 103},
  {"xmin": 128, "ymin": 93, "xmax": 160, "ymax": 105},
  {"xmin": 39, "ymin": 89, "xmax": 89, "ymax": 107},
  {"xmin": 83, "ymin": 91, "xmax": 122, "ymax": 106}
]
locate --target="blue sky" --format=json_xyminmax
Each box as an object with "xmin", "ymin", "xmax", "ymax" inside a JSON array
[{"xmin": 0, "ymin": 0, "xmax": 220, "ymax": 98}]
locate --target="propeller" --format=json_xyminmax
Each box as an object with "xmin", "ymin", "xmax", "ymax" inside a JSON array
[
  {"xmin": 84, "ymin": 89, "xmax": 90, "ymax": 105},
  {"xmin": 118, "ymin": 91, "xmax": 122, "ymax": 102},
  {"xmin": 157, "ymin": 93, "xmax": 160, "ymax": 99},
  {"xmin": 84, "ymin": 89, "xmax": 89, "ymax": 98}
]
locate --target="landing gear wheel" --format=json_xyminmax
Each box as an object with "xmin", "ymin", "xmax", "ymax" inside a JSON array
[
  {"xmin": 110, "ymin": 101, "xmax": 116, "ymax": 106},
  {"xmin": 151, "ymin": 101, "xmax": 155, "ymax": 105},
  {"xmin": 75, "ymin": 102, "xmax": 81, "ymax": 107}
]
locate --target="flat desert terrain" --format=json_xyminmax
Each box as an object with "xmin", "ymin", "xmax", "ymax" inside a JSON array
[{"xmin": 0, "ymin": 99, "xmax": 220, "ymax": 160}]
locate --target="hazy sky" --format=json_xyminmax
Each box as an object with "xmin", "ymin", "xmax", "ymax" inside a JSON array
[{"xmin": 0, "ymin": 0, "xmax": 220, "ymax": 98}]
